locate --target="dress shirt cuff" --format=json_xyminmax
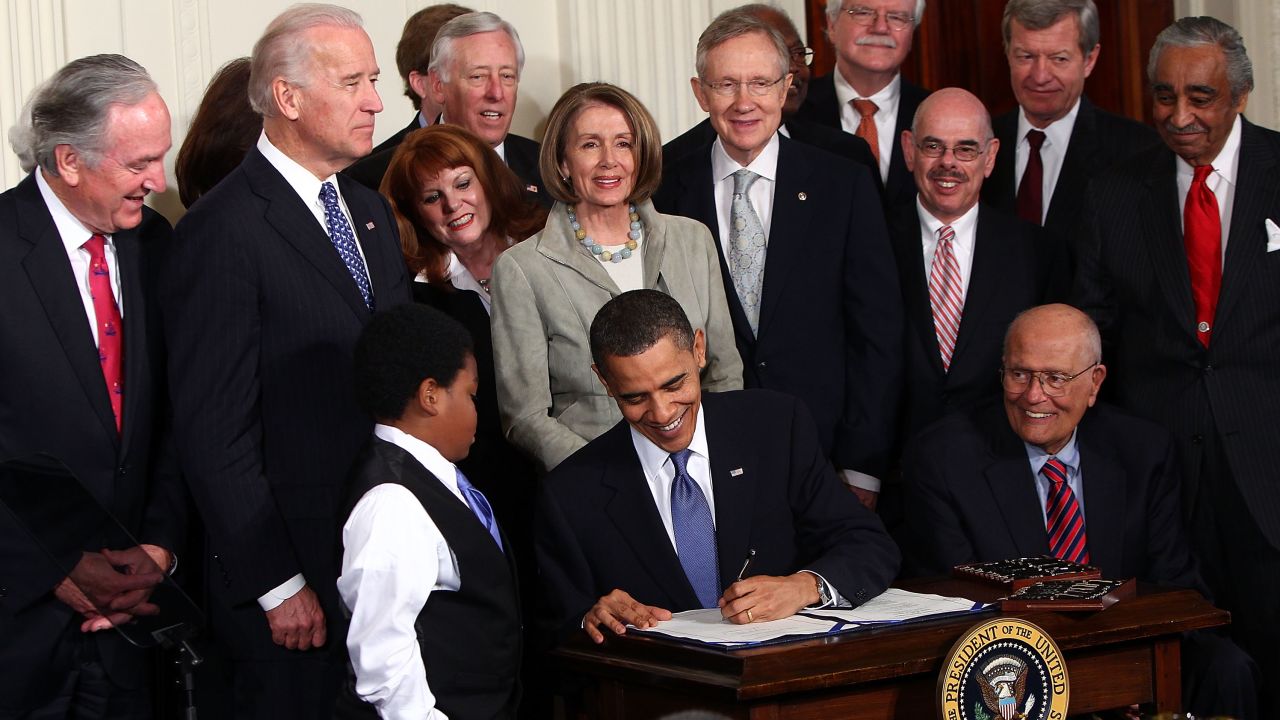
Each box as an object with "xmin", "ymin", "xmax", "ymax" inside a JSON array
[
  {"xmin": 840, "ymin": 469, "xmax": 880, "ymax": 492},
  {"xmin": 257, "ymin": 573, "xmax": 306, "ymax": 611},
  {"xmin": 799, "ymin": 570, "xmax": 848, "ymax": 609}
]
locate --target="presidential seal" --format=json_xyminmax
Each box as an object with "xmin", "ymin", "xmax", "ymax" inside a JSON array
[{"xmin": 938, "ymin": 618, "xmax": 1069, "ymax": 720}]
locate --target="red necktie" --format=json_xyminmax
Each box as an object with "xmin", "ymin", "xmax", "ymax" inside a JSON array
[
  {"xmin": 1184, "ymin": 165, "xmax": 1222, "ymax": 346},
  {"xmin": 928, "ymin": 225, "xmax": 964, "ymax": 371},
  {"xmin": 83, "ymin": 234, "xmax": 124, "ymax": 433},
  {"xmin": 1016, "ymin": 129, "xmax": 1046, "ymax": 225},
  {"xmin": 851, "ymin": 98, "xmax": 880, "ymax": 167},
  {"xmin": 1043, "ymin": 457, "xmax": 1089, "ymax": 564}
]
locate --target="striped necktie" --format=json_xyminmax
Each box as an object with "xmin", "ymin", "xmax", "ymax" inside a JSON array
[
  {"xmin": 928, "ymin": 225, "xmax": 964, "ymax": 371},
  {"xmin": 1043, "ymin": 457, "xmax": 1089, "ymax": 564}
]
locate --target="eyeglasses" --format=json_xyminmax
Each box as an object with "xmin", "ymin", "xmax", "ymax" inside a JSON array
[
  {"xmin": 701, "ymin": 76, "xmax": 786, "ymax": 97},
  {"xmin": 841, "ymin": 5, "xmax": 915, "ymax": 32},
  {"xmin": 914, "ymin": 140, "xmax": 989, "ymax": 162},
  {"xmin": 790, "ymin": 46, "xmax": 815, "ymax": 67},
  {"xmin": 1000, "ymin": 364, "xmax": 1099, "ymax": 397}
]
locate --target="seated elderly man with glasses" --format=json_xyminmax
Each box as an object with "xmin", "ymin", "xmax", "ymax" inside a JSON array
[{"xmin": 900, "ymin": 302, "xmax": 1258, "ymax": 719}]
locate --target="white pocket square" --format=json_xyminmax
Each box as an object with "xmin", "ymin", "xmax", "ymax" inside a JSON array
[{"xmin": 1266, "ymin": 218, "xmax": 1280, "ymax": 252}]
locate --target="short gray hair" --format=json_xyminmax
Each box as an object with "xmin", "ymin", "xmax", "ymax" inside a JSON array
[
  {"xmin": 696, "ymin": 9, "xmax": 790, "ymax": 80},
  {"xmin": 8, "ymin": 54, "xmax": 157, "ymax": 175},
  {"xmin": 1147, "ymin": 16, "xmax": 1253, "ymax": 105},
  {"xmin": 824, "ymin": 0, "xmax": 926, "ymax": 27},
  {"xmin": 249, "ymin": 3, "xmax": 364, "ymax": 118},
  {"xmin": 1002, "ymin": 0, "xmax": 1099, "ymax": 58},
  {"xmin": 428, "ymin": 12, "xmax": 526, "ymax": 83}
]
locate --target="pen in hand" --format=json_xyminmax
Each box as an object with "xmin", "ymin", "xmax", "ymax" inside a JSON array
[{"xmin": 736, "ymin": 549, "xmax": 757, "ymax": 582}]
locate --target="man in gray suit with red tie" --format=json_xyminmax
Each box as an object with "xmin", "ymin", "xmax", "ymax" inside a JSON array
[
  {"xmin": 162, "ymin": 5, "xmax": 411, "ymax": 716},
  {"xmin": 1073, "ymin": 16, "xmax": 1280, "ymax": 713}
]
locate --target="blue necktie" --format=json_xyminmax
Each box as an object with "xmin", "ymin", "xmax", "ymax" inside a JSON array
[
  {"xmin": 319, "ymin": 181, "xmax": 375, "ymax": 310},
  {"xmin": 455, "ymin": 468, "xmax": 503, "ymax": 552},
  {"xmin": 670, "ymin": 449, "xmax": 719, "ymax": 608}
]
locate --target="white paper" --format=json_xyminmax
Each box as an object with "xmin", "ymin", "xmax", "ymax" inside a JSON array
[
  {"xmin": 631, "ymin": 608, "xmax": 842, "ymax": 646},
  {"xmin": 804, "ymin": 588, "xmax": 986, "ymax": 624}
]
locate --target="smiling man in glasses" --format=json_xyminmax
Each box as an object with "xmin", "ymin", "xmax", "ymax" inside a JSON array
[
  {"xmin": 655, "ymin": 8, "xmax": 903, "ymax": 515},
  {"xmin": 798, "ymin": 0, "xmax": 930, "ymax": 209},
  {"xmin": 899, "ymin": 302, "xmax": 1257, "ymax": 718},
  {"xmin": 889, "ymin": 87, "xmax": 1056, "ymax": 449}
]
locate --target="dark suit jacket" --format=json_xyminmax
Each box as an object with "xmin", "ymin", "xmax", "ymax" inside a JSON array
[
  {"xmin": 536, "ymin": 390, "xmax": 900, "ymax": 632},
  {"xmin": 654, "ymin": 134, "xmax": 903, "ymax": 479},
  {"xmin": 795, "ymin": 73, "xmax": 929, "ymax": 209},
  {"xmin": 984, "ymin": 97, "xmax": 1159, "ymax": 240},
  {"xmin": 1071, "ymin": 118, "xmax": 1280, "ymax": 549},
  {"xmin": 901, "ymin": 402, "xmax": 1203, "ymax": 593},
  {"xmin": 889, "ymin": 203, "xmax": 1056, "ymax": 443},
  {"xmin": 162, "ymin": 148, "xmax": 412, "ymax": 635},
  {"xmin": 343, "ymin": 115, "xmax": 422, "ymax": 190},
  {"xmin": 663, "ymin": 118, "xmax": 883, "ymax": 197},
  {"xmin": 0, "ymin": 173, "xmax": 185, "ymax": 711}
]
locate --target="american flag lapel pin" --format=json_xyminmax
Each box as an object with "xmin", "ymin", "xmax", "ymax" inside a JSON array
[
  {"xmin": 730, "ymin": 468, "xmax": 744, "ymax": 477},
  {"xmin": 365, "ymin": 221, "xmax": 376, "ymax": 230}
]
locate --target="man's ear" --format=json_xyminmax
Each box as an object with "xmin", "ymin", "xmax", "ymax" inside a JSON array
[
  {"xmin": 428, "ymin": 69, "xmax": 447, "ymax": 105},
  {"xmin": 407, "ymin": 70, "xmax": 430, "ymax": 106},
  {"xmin": 692, "ymin": 329, "xmax": 707, "ymax": 370},
  {"xmin": 416, "ymin": 377, "xmax": 441, "ymax": 416},
  {"xmin": 53, "ymin": 144, "xmax": 83, "ymax": 187},
  {"xmin": 591, "ymin": 363, "xmax": 616, "ymax": 398},
  {"xmin": 273, "ymin": 77, "xmax": 302, "ymax": 121}
]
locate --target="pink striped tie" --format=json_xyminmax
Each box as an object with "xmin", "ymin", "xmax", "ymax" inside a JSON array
[
  {"xmin": 1043, "ymin": 457, "xmax": 1090, "ymax": 564},
  {"xmin": 928, "ymin": 225, "xmax": 964, "ymax": 371}
]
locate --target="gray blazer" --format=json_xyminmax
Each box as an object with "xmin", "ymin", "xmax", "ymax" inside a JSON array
[{"xmin": 491, "ymin": 199, "xmax": 743, "ymax": 472}]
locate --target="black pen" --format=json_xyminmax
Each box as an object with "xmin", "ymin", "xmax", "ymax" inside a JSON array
[{"xmin": 736, "ymin": 549, "xmax": 757, "ymax": 582}]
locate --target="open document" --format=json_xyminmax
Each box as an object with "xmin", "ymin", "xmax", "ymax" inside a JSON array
[{"xmin": 631, "ymin": 588, "xmax": 990, "ymax": 647}]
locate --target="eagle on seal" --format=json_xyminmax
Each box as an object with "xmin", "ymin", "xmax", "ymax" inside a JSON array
[{"xmin": 977, "ymin": 655, "xmax": 1036, "ymax": 719}]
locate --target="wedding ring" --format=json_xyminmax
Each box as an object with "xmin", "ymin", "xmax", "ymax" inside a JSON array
[{"xmin": 746, "ymin": 609, "xmax": 754, "ymax": 622}]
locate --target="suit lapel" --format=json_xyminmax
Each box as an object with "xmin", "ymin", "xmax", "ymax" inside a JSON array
[
  {"xmin": 757, "ymin": 138, "xmax": 810, "ymax": 337},
  {"xmin": 1076, "ymin": 420, "xmax": 1125, "ymax": 576},
  {"xmin": 1215, "ymin": 119, "xmax": 1279, "ymax": 339},
  {"xmin": 534, "ymin": 204, "xmax": 620, "ymax": 296},
  {"xmin": 17, "ymin": 178, "xmax": 119, "ymax": 446},
  {"xmin": 983, "ymin": 421, "xmax": 1050, "ymax": 557},
  {"xmin": 638, "ymin": 202, "xmax": 668, "ymax": 291},
  {"xmin": 1045, "ymin": 99, "xmax": 1100, "ymax": 229},
  {"xmin": 890, "ymin": 208, "xmax": 945, "ymax": 377},
  {"xmin": 245, "ymin": 149, "xmax": 371, "ymax": 321},
  {"xmin": 1141, "ymin": 153, "xmax": 1198, "ymax": 341},
  {"xmin": 702, "ymin": 396, "xmax": 755, "ymax": 592},
  {"xmin": 600, "ymin": 425, "xmax": 699, "ymax": 609},
  {"xmin": 115, "ymin": 229, "xmax": 147, "ymax": 455},
  {"xmin": 987, "ymin": 112, "xmax": 1019, "ymax": 211},
  {"xmin": 951, "ymin": 207, "xmax": 1003, "ymax": 367}
]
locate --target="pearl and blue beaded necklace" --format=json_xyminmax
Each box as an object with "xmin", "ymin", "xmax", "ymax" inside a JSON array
[{"xmin": 567, "ymin": 204, "xmax": 642, "ymax": 263}]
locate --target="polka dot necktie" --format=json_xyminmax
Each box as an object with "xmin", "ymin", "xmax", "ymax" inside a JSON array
[
  {"xmin": 319, "ymin": 181, "xmax": 374, "ymax": 310},
  {"xmin": 83, "ymin": 234, "xmax": 123, "ymax": 434}
]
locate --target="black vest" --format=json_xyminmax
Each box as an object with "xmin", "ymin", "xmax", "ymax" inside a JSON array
[{"xmin": 339, "ymin": 438, "xmax": 521, "ymax": 719}]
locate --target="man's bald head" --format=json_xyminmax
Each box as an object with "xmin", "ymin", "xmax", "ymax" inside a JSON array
[
  {"xmin": 911, "ymin": 87, "xmax": 993, "ymax": 139},
  {"xmin": 1003, "ymin": 304, "xmax": 1100, "ymax": 365}
]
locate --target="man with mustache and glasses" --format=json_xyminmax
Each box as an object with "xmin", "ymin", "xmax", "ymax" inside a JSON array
[
  {"xmin": 889, "ymin": 88, "xmax": 1058, "ymax": 455},
  {"xmin": 1073, "ymin": 17, "xmax": 1280, "ymax": 713},
  {"xmin": 797, "ymin": 0, "xmax": 929, "ymax": 209}
]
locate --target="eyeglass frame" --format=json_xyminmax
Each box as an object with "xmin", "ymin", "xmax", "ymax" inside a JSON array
[
  {"xmin": 699, "ymin": 75, "xmax": 789, "ymax": 98},
  {"xmin": 789, "ymin": 46, "xmax": 815, "ymax": 67},
  {"xmin": 913, "ymin": 139, "xmax": 992, "ymax": 163},
  {"xmin": 999, "ymin": 363, "xmax": 1100, "ymax": 397},
  {"xmin": 839, "ymin": 5, "xmax": 916, "ymax": 32}
]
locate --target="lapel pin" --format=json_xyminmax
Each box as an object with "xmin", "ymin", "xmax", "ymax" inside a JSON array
[
  {"xmin": 365, "ymin": 221, "xmax": 376, "ymax": 230},
  {"xmin": 526, "ymin": 184, "xmax": 540, "ymax": 194},
  {"xmin": 730, "ymin": 468, "xmax": 744, "ymax": 477},
  {"xmin": 797, "ymin": 191, "xmax": 807, "ymax": 201}
]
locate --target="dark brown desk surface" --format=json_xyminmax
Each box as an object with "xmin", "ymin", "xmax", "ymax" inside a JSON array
[{"xmin": 553, "ymin": 577, "xmax": 1229, "ymax": 719}]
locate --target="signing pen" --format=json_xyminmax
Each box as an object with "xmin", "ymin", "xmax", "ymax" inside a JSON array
[{"xmin": 736, "ymin": 548, "xmax": 757, "ymax": 582}]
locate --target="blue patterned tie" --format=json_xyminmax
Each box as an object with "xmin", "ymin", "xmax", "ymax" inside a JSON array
[
  {"xmin": 319, "ymin": 181, "xmax": 375, "ymax": 310},
  {"xmin": 455, "ymin": 468, "xmax": 503, "ymax": 552},
  {"xmin": 728, "ymin": 169, "xmax": 767, "ymax": 336},
  {"xmin": 670, "ymin": 449, "xmax": 719, "ymax": 608}
]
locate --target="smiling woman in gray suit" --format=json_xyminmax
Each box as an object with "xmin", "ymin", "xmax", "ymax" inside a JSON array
[{"xmin": 491, "ymin": 82, "xmax": 742, "ymax": 472}]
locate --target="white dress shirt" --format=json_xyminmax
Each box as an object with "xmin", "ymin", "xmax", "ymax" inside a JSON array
[
  {"xmin": 338, "ymin": 424, "xmax": 470, "ymax": 720},
  {"xmin": 254, "ymin": 129, "xmax": 375, "ymax": 611},
  {"xmin": 834, "ymin": 70, "xmax": 901, "ymax": 184},
  {"xmin": 1176, "ymin": 114, "xmax": 1242, "ymax": 263},
  {"xmin": 711, "ymin": 132, "xmax": 780, "ymax": 251},
  {"xmin": 916, "ymin": 199, "xmax": 980, "ymax": 300},
  {"xmin": 1024, "ymin": 430, "xmax": 1086, "ymax": 527},
  {"xmin": 36, "ymin": 170, "xmax": 123, "ymax": 345},
  {"xmin": 1014, "ymin": 98, "xmax": 1081, "ymax": 225}
]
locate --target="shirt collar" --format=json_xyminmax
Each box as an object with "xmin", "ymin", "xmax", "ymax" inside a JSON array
[
  {"xmin": 833, "ymin": 69, "xmax": 901, "ymax": 118},
  {"xmin": 1023, "ymin": 428, "xmax": 1081, "ymax": 475},
  {"xmin": 36, "ymin": 169, "xmax": 107, "ymax": 254},
  {"xmin": 710, "ymin": 132, "xmax": 781, "ymax": 185},
  {"xmin": 373, "ymin": 423, "xmax": 459, "ymax": 490},
  {"xmin": 1174, "ymin": 114, "xmax": 1242, "ymax": 188},
  {"xmin": 630, "ymin": 404, "xmax": 710, "ymax": 481},
  {"xmin": 916, "ymin": 196, "xmax": 980, "ymax": 242},
  {"xmin": 1016, "ymin": 96, "xmax": 1081, "ymax": 151},
  {"xmin": 257, "ymin": 130, "xmax": 338, "ymax": 209}
]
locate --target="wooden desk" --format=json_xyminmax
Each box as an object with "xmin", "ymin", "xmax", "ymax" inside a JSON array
[{"xmin": 553, "ymin": 578, "xmax": 1228, "ymax": 719}]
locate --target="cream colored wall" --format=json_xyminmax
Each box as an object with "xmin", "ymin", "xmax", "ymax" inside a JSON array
[{"xmin": 0, "ymin": 0, "xmax": 802, "ymax": 223}]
